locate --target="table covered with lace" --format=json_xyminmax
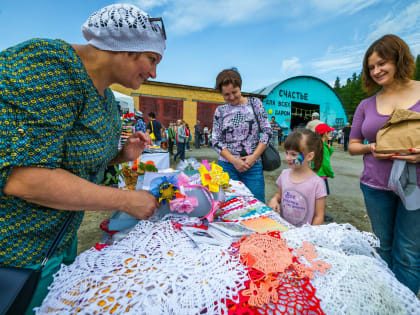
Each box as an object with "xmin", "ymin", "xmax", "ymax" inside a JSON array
[
  {"xmin": 36, "ymin": 217, "xmax": 420, "ymax": 314},
  {"xmin": 36, "ymin": 162, "xmax": 420, "ymax": 314}
]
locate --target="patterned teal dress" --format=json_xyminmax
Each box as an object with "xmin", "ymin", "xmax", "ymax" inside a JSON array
[{"xmin": 0, "ymin": 39, "xmax": 121, "ymax": 267}]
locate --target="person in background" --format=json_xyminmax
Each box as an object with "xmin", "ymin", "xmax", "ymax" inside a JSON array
[
  {"xmin": 167, "ymin": 122, "xmax": 176, "ymax": 155},
  {"xmin": 185, "ymin": 123, "xmax": 192, "ymax": 151},
  {"xmin": 134, "ymin": 110, "xmax": 146, "ymax": 133},
  {"xmin": 194, "ymin": 120, "xmax": 202, "ymax": 149},
  {"xmin": 315, "ymin": 123, "xmax": 335, "ymax": 222},
  {"xmin": 337, "ymin": 130, "xmax": 343, "ymax": 148},
  {"xmin": 146, "ymin": 112, "xmax": 162, "ymax": 146},
  {"xmin": 208, "ymin": 127, "xmax": 213, "ymax": 147},
  {"xmin": 349, "ymin": 34, "xmax": 420, "ymax": 294},
  {"xmin": 0, "ymin": 3, "xmax": 164, "ymax": 312},
  {"xmin": 342, "ymin": 122, "xmax": 351, "ymax": 151},
  {"xmin": 270, "ymin": 116, "xmax": 281, "ymax": 149},
  {"xmin": 174, "ymin": 120, "xmax": 187, "ymax": 162},
  {"xmin": 327, "ymin": 130, "xmax": 333, "ymax": 147},
  {"xmin": 278, "ymin": 126, "xmax": 284, "ymax": 146},
  {"xmin": 212, "ymin": 68, "xmax": 272, "ymax": 202},
  {"xmin": 268, "ymin": 129, "xmax": 326, "ymax": 226},
  {"xmin": 160, "ymin": 125, "xmax": 168, "ymax": 149},
  {"xmin": 306, "ymin": 112, "xmax": 323, "ymax": 132},
  {"xmin": 203, "ymin": 125, "xmax": 209, "ymax": 146}
]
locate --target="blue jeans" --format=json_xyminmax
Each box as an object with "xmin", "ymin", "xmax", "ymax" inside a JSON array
[
  {"xmin": 174, "ymin": 142, "xmax": 185, "ymax": 161},
  {"xmin": 360, "ymin": 183, "xmax": 420, "ymax": 294},
  {"xmin": 218, "ymin": 160, "xmax": 265, "ymax": 203}
]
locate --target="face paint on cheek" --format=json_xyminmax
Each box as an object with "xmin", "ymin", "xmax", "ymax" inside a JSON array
[{"xmin": 293, "ymin": 153, "xmax": 304, "ymax": 166}]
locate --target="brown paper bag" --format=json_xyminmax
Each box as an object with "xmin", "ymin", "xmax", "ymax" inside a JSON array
[{"xmin": 375, "ymin": 108, "xmax": 420, "ymax": 153}]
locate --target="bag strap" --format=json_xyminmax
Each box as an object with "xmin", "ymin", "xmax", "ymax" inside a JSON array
[
  {"xmin": 150, "ymin": 120, "xmax": 154, "ymax": 132},
  {"xmin": 248, "ymin": 97, "xmax": 262, "ymax": 134},
  {"xmin": 40, "ymin": 212, "xmax": 75, "ymax": 269}
]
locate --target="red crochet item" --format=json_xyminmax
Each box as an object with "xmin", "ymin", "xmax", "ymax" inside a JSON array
[{"xmin": 224, "ymin": 232, "xmax": 328, "ymax": 314}]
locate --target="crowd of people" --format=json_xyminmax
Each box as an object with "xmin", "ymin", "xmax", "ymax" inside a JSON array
[{"xmin": 0, "ymin": 3, "xmax": 419, "ymax": 314}]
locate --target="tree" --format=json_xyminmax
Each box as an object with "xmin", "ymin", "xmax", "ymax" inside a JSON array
[
  {"xmin": 334, "ymin": 72, "xmax": 368, "ymax": 121},
  {"xmin": 414, "ymin": 54, "xmax": 420, "ymax": 81},
  {"xmin": 334, "ymin": 77, "xmax": 341, "ymax": 90}
]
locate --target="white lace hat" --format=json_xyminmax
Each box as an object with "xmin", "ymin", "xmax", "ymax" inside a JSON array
[{"xmin": 82, "ymin": 3, "xmax": 166, "ymax": 56}]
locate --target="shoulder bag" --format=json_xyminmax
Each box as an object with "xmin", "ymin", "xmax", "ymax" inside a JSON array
[
  {"xmin": 0, "ymin": 212, "xmax": 75, "ymax": 315},
  {"xmin": 249, "ymin": 97, "xmax": 281, "ymax": 171}
]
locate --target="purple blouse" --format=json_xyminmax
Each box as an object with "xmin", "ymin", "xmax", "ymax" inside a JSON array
[
  {"xmin": 350, "ymin": 94, "xmax": 420, "ymax": 190},
  {"xmin": 212, "ymin": 97, "xmax": 272, "ymax": 163}
]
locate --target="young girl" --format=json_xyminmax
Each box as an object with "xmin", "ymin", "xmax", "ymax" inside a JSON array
[{"xmin": 268, "ymin": 129, "xmax": 327, "ymax": 226}]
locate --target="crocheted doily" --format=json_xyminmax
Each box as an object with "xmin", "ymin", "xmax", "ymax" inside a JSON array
[
  {"xmin": 36, "ymin": 220, "xmax": 247, "ymax": 314},
  {"xmin": 282, "ymin": 223, "xmax": 420, "ymax": 314},
  {"xmin": 37, "ymin": 221, "xmax": 420, "ymax": 314}
]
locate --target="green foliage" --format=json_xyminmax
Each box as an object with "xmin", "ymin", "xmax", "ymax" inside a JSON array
[
  {"xmin": 334, "ymin": 71, "xmax": 369, "ymax": 122},
  {"xmin": 335, "ymin": 54, "xmax": 420, "ymax": 122},
  {"xmin": 104, "ymin": 165, "xmax": 123, "ymax": 185},
  {"xmin": 414, "ymin": 54, "xmax": 420, "ymax": 81}
]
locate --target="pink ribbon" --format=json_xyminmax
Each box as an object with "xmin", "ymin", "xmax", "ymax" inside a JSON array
[{"xmin": 169, "ymin": 196, "xmax": 198, "ymax": 214}]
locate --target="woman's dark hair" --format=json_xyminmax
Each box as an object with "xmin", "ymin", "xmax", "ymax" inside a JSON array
[
  {"xmin": 284, "ymin": 128, "xmax": 324, "ymax": 172},
  {"xmin": 148, "ymin": 112, "xmax": 156, "ymax": 118},
  {"xmin": 362, "ymin": 34, "xmax": 415, "ymax": 94},
  {"xmin": 215, "ymin": 68, "xmax": 242, "ymax": 92}
]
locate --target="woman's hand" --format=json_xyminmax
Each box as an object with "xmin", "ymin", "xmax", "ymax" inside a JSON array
[
  {"xmin": 369, "ymin": 142, "xmax": 396, "ymax": 160},
  {"xmin": 121, "ymin": 131, "xmax": 152, "ymax": 161},
  {"xmin": 391, "ymin": 148, "xmax": 420, "ymax": 163},
  {"xmin": 268, "ymin": 197, "xmax": 280, "ymax": 212},
  {"xmin": 122, "ymin": 190, "xmax": 160, "ymax": 220},
  {"xmin": 240, "ymin": 155, "xmax": 257, "ymax": 168},
  {"xmin": 232, "ymin": 157, "xmax": 252, "ymax": 172}
]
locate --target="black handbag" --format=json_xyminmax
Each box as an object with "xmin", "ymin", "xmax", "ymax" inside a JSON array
[
  {"xmin": 0, "ymin": 212, "xmax": 75, "ymax": 315},
  {"xmin": 249, "ymin": 97, "xmax": 282, "ymax": 171}
]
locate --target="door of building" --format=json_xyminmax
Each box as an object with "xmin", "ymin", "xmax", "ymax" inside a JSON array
[
  {"xmin": 290, "ymin": 101, "xmax": 319, "ymax": 130},
  {"xmin": 139, "ymin": 96, "xmax": 183, "ymax": 128},
  {"xmin": 196, "ymin": 102, "xmax": 222, "ymax": 130}
]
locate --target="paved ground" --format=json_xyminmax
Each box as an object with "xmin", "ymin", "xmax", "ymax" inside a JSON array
[{"xmin": 77, "ymin": 143, "xmax": 371, "ymax": 254}]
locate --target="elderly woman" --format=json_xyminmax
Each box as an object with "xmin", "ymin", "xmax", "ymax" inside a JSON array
[
  {"xmin": 349, "ymin": 34, "xmax": 420, "ymax": 294},
  {"xmin": 212, "ymin": 69, "xmax": 272, "ymax": 202},
  {"xmin": 0, "ymin": 3, "xmax": 165, "ymax": 312}
]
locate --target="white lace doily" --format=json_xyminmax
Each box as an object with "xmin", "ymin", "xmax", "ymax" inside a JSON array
[
  {"xmin": 37, "ymin": 221, "xmax": 420, "ymax": 314},
  {"xmin": 283, "ymin": 223, "xmax": 420, "ymax": 315},
  {"xmin": 36, "ymin": 220, "xmax": 247, "ymax": 314}
]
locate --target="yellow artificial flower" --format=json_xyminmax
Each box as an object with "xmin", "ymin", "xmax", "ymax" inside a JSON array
[{"xmin": 199, "ymin": 162, "xmax": 230, "ymax": 192}]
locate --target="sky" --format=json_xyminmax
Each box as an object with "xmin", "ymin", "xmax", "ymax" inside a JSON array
[{"xmin": 1, "ymin": 0, "xmax": 420, "ymax": 92}]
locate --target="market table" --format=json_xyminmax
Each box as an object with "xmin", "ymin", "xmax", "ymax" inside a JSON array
[
  {"xmin": 36, "ymin": 174, "xmax": 420, "ymax": 314},
  {"xmin": 140, "ymin": 152, "xmax": 170, "ymax": 170}
]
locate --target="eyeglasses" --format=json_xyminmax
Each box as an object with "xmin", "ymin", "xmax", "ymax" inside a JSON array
[{"xmin": 149, "ymin": 17, "xmax": 167, "ymax": 40}]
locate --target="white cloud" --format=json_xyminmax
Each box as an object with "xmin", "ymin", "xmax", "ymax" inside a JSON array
[
  {"xmin": 131, "ymin": 0, "xmax": 169, "ymax": 11},
  {"xmin": 281, "ymin": 57, "xmax": 302, "ymax": 76},
  {"xmin": 367, "ymin": 1, "xmax": 420, "ymax": 42},
  {"xmin": 311, "ymin": 1, "xmax": 420, "ymax": 82},
  {"xmin": 133, "ymin": 0, "xmax": 381, "ymax": 35},
  {"xmin": 309, "ymin": 0, "xmax": 381, "ymax": 15},
  {"xmin": 163, "ymin": 0, "xmax": 276, "ymax": 34}
]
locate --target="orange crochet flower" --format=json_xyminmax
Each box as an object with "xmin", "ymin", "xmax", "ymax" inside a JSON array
[
  {"xmin": 239, "ymin": 233, "xmax": 293, "ymax": 274},
  {"xmin": 295, "ymin": 241, "xmax": 318, "ymax": 261},
  {"xmin": 292, "ymin": 263, "xmax": 314, "ymax": 279},
  {"xmin": 310, "ymin": 260, "xmax": 331, "ymax": 274}
]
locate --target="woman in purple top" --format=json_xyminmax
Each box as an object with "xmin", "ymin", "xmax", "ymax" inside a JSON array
[
  {"xmin": 212, "ymin": 69, "xmax": 272, "ymax": 202},
  {"xmin": 349, "ymin": 34, "xmax": 420, "ymax": 294}
]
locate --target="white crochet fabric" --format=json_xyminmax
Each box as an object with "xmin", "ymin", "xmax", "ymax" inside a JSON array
[
  {"xmin": 36, "ymin": 220, "xmax": 247, "ymax": 314},
  {"xmin": 82, "ymin": 3, "xmax": 166, "ymax": 55},
  {"xmin": 283, "ymin": 223, "xmax": 420, "ymax": 315},
  {"xmin": 37, "ymin": 221, "xmax": 420, "ymax": 314}
]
